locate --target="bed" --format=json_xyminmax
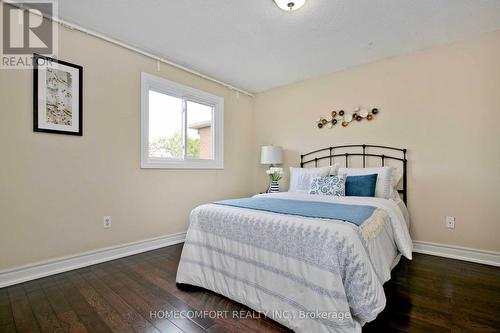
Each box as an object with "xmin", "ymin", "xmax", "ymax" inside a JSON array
[{"xmin": 176, "ymin": 145, "xmax": 412, "ymax": 333}]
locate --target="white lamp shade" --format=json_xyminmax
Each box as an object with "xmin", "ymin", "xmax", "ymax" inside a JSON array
[
  {"xmin": 261, "ymin": 146, "xmax": 283, "ymax": 164},
  {"xmin": 273, "ymin": 0, "xmax": 306, "ymax": 11}
]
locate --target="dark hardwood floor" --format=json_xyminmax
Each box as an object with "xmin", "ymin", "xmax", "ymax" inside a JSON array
[{"xmin": 1, "ymin": 244, "xmax": 499, "ymax": 333}]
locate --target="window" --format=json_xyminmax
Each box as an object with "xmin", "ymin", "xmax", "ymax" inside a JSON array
[{"xmin": 141, "ymin": 73, "xmax": 224, "ymax": 169}]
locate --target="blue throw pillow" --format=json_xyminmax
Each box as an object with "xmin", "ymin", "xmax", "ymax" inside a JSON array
[{"xmin": 345, "ymin": 174, "xmax": 378, "ymax": 197}]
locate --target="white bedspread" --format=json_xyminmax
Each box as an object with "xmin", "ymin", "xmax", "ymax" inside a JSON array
[{"xmin": 176, "ymin": 192, "xmax": 412, "ymax": 332}]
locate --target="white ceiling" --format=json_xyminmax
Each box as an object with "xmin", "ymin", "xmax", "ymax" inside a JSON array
[{"xmin": 47, "ymin": 1, "xmax": 500, "ymax": 92}]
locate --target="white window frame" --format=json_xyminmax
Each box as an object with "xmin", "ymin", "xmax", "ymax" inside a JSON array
[{"xmin": 141, "ymin": 72, "xmax": 224, "ymax": 169}]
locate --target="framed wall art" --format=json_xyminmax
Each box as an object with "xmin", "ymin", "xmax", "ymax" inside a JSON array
[{"xmin": 33, "ymin": 54, "xmax": 83, "ymax": 136}]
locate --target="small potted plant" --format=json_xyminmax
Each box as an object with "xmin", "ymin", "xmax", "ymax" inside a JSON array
[{"xmin": 266, "ymin": 167, "xmax": 283, "ymax": 193}]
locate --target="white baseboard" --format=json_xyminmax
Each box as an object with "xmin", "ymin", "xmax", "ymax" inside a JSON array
[
  {"xmin": 0, "ymin": 232, "xmax": 186, "ymax": 288},
  {"xmin": 2, "ymin": 235, "xmax": 496, "ymax": 288},
  {"xmin": 413, "ymin": 240, "xmax": 500, "ymax": 267}
]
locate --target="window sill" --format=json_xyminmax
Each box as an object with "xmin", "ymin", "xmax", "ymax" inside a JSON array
[{"xmin": 141, "ymin": 159, "xmax": 224, "ymax": 170}]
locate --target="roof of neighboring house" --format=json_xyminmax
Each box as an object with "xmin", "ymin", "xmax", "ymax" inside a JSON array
[{"xmin": 188, "ymin": 121, "xmax": 211, "ymax": 129}]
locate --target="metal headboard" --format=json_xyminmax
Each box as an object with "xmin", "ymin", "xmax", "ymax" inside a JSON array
[{"xmin": 300, "ymin": 144, "xmax": 407, "ymax": 205}]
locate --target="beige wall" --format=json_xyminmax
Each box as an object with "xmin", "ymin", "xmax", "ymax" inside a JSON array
[
  {"xmin": 0, "ymin": 22, "xmax": 255, "ymax": 270},
  {"xmin": 1, "ymin": 17, "xmax": 499, "ymax": 272},
  {"xmin": 254, "ymin": 30, "xmax": 500, "ymax": 252}
]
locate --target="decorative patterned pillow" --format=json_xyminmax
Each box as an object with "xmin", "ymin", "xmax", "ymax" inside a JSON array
[{"xmin": 309, "ymin": 176, "xmax": 346, "ymax": 196}]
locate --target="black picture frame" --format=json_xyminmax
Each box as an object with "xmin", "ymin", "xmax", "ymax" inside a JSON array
[{"xmin": 33, "ymin": 54, "xmax": 83, "ymax": 136}]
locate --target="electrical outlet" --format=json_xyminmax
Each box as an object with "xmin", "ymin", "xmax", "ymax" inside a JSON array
[
  {"xmin": 103, "ymin": 216, "xmax": 112, "ymax": 229},
  {"xmin": 446, "ymin": 216, "xmax": 455, "ymax": 229}
]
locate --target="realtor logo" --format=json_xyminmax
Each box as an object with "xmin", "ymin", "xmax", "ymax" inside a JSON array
[{"xmin": 1, "ymin": 0, "xmax": 58, "ymax": 68}]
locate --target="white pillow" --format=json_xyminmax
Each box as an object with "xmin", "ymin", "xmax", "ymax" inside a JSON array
[
  {"xmin": 289, "ymin": 166, "xmax": 331, "ymax": 193},
  {"xmin": 390, "ymin": 170, "xmax": 403, "ymax": 201},
  {"xmin": 329, "ymin": 164, "xmax": 340, "ymax": 176},
  {"xmin": 338, "ymin": 166, "xmax": 399, "ymax": 199}
]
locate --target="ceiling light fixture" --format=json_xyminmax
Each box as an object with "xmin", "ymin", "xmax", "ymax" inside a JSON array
[{"xmin": 273, "ymin": 0, "xmax": 307, "ymax": 11}]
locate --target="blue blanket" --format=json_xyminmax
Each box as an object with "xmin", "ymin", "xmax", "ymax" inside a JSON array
[{"xmin": 213, "ymin": 197, "xmax": 376, "ymax": 226}]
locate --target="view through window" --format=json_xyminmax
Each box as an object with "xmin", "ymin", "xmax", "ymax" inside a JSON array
[{"xmin": 141, "ymin": 73, "xmax": 223, "ymax": 169}]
